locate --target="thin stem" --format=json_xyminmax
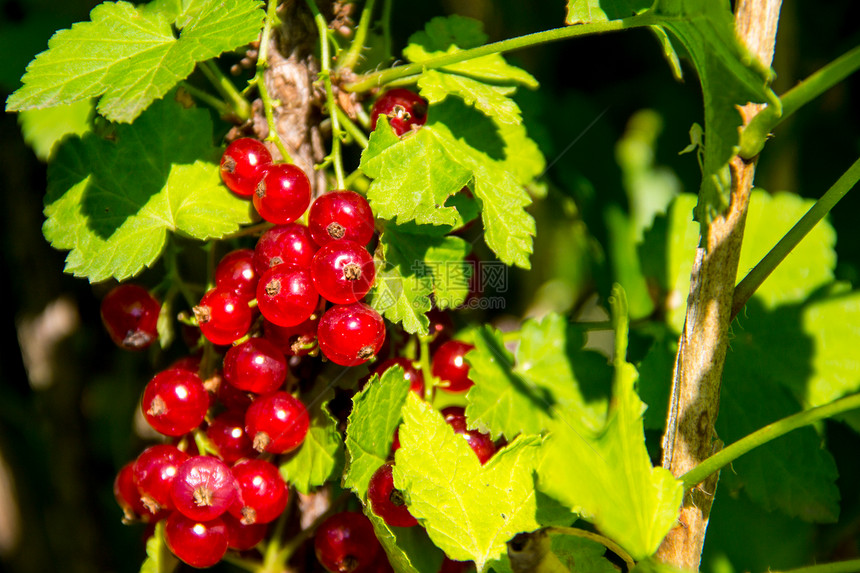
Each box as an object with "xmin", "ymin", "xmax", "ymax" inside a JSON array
[
  {"xmin": 199, "ymin": 60, "xmax": 252, "ymax": 122},
  {"xmin": 255, "ymin": 0, "xmax": 294, "ymax": 163},
  {"xmin": 344, "ymin": 14, "xmax": 654, "ymax": 92},
  {"xmin": 336, "ymin": 105, "xmax": 369, "ymax": 148},
  {"xmin": 681, "ymin": 392, "xmax": 860, "ymax": 488},
  {"xmin": 770, "ymin": 560, "xmax": 860, "ymax": 573},
  {"xmin": 731, "ymin": 156, "xmax": 860, "ymax": 319},
  {"xmin": 741, "ymin": 45, "xmax": 860, "ymax": 158},
  {"xmin": 337, "ymin": 0, "xmax": 376, "ymax": 71},
  {"xmin": 179, "ymin": 81, "xmax": 232, "ymax": 117},
  {"xmin": 276, "ymin": 490, "xmax": 351, "ymax": 563},
  {"xmin": 219, "ymin": 553, "xmax": 260, "ymax": 572},
  {"xmin": 306, "ymin": 0, "xmax": 346, "ymax": 188},
  {"xmin": 380, "ymin": 0, "xmax": 392, "ymax": 62},
  {"xmin": 418, "ymin": 334, "xmax": 437, "ymax": 402},
  {"xmin": 545, "ymin": 526, "xmax": 636, "ymax": 571}
]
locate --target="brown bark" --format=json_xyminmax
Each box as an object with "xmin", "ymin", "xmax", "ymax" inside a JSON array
[{"xmin": 655, "ymin": 1, "xmax": 783, "ymax": 569}]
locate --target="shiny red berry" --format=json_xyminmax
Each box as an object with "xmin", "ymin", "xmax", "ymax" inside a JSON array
[
  {"xmin": 311, "ymin": 240, "xmax": 376, "ymax": 304},
  {"xmin": 171, "ymin": 456, "xmax": 238, "ymax": 522},
  {"xmin": 133, "ymin": 444, "xmax": 190, "ymax": 514},
  {"xmin": 229, "ymin": 458, "xmax": 289, "ymax": 524},
  {"xmin": 164, "ymin": 512, "xmax": 228, "ymax": 568},
  {"xmin": 253, "ymin": 163, "xmax": 312, "ymax": 224},
  {"xmin": 215, "ymin": 248, "xmax": 258, "ymax": 302},
  {"xmin": 256, "ymin": 264, "xmax": 319, "ymax": 327},
  {"xmin": 314, "ymin": 511, "xmax": 381, "ymax": 573},
  {"xmin": 194, "ymin": 288, "xmax": 253, "ymax": 346},
  {"xmin": 245, "ymin": 391, "xmax": 310, "ymax": 454},
  {"xmin": 223, "ymin": 337, "xmax": 288, "ymax": 394},
  {"xmin": 114, "ymin": 461, "xmax": 151, "ymax": 522},
  {"xmin": 253, "ymin": 223, "xmax": 318, "ymax": 274},
  {"xmin": 263, "ymin": 316, "xmax": 319, "ymax": 357},
  {"xmin": 141, "ymin": 368, "xmax": 209, "ymax": 436},
  {"xmin": 317, "ymin": 302, "xmax": 385, "ymax": 367},
  {"xmin": 207, "ymin": 410, "xmax": 257, "ymax": 463},
  {"xmin": 222, "ymin": 512, "xmax": 268, "ymax": 550},
  {"xmin": 308, "ymin": 190, "xmax": 375, "ymax": 246},
  {"xmin": 220, "ymin": 138, "xmax": 272, "ymax": 197},
  {"xmin": 370, "ymin": 88, "xmax": 428, "ymax": 136},
  {"xmin": 431, "ymin": 340, "xmax": 475, "ymax": 392},
  {"xmin": 441, "ymin": 407, "xmax": 496, "ymax": 464},
  {"xmin": 100, "ymin": 284, "xmax": 161, "ymax": 350},
  {"xmin": 368, "ymin": 462, "xmax": 417, "ymax": 527}
]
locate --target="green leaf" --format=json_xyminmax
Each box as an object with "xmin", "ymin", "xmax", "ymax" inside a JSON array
[
  {"xmin": 365, "ymin": 511, "xmax": 446, "ymax": 573},
  {"xmin": 6, "ymin": 0, "xmax": 263, "ymax": 123},
  {"xmin": 44, "ymin": 95, "xmax": 253, "ymax": 282},
  {"xmin": 405, "ymin": 14, "xmax": 487, "ymax": 51},
  {"xmin": 565, "ymin": 0, "xmax": 652, "ymax": 24},
  {"xmin": 279, "ymin": 386, "xmax": 344, "ymax": 495},
  {"xmin": 418, "ymin": 70, "xmax": 523, "ymax": 125},
  {"xmin": 139, "ymin": 520, "xmax": 177, "ymax": 573},
  {"xmin": 537, "ymin": 286, "xmax": 683, "ymax": 560},
  {"xmin": 465, "ymin": 316, "xmax": 611, "ymax": 441},
  {"xmin": 394, "ymin": 394, "xmax": 544, "ymax": 572},
  {"xmin": 18, "ymin": 99, "xmax": 93, "ymax": 160},
  {"xmin": 343, "ymin": 367, "xmax": 412, "ymax": 500},
  {"xmin": 368, "ymin": 222, "xmax": 471, "ymax": 335}
]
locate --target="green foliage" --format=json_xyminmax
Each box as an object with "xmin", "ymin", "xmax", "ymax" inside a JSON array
[
  {"xmin": 18, "ymin": 99, "xmax": 93, "ymax": 161},
  {"xmin": 5, "ymin": 0, "xmax": 263, "ymax": 122},
  {"xmin": 139, "ymin": 521, "xmax": 176, "ymax": 573}
]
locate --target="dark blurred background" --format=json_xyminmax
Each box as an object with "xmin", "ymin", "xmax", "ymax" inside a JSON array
[{"xmin": 1, "ymin": 0, "xmax": 858, "ymax": 572}]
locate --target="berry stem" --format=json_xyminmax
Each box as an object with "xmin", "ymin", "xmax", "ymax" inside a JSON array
[
  {"xmin": 380, "ymin": 0, "xmax": 393, "ymax": 63},
  {"xmin": 336, "ymin": 0, "xmax": 376, "ymax": 72},
  {"xmin": 198, "ymin": 60, "xmax": 252, "ymax": 122},
  {"xmin": 179, "ymin": 81, "xmax": 233, "ymax": 118},
  {"xmin": 731, "ymin": 155, "xmax": 860, "ymax": 319},
  {"xmin": 336, "ymin": 105, "xmax": 369, "ymax": 149},
  {"xmin": 255, "ymin": 0, "xmax": 294, "ymax": 164},
  {"xmin": 306, "ymin": 0, "xmax": 346, "ymax": 189},
  {"xmin": 681, "ymin": 392, "xmax": 860, "ymax": 489}
]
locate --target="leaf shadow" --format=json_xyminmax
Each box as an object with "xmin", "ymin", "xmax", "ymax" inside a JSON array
[{"xmin": 429, "ymin": 97, "xmax": 506, "ymax": 162}]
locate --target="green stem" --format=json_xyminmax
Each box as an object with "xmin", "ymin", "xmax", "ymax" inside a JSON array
[
  {"xmin": 256, "ymin": 0, "xmax": 294, "ymax": 163},
  {"xmin": 769, "ymin": 560, "xmax": 860, "ymax": 573},
  {"xmin": 681, "ymin": 392, "xmax": 860, "ymax": 488},
  {"xmin": 344, "ymin": 14, "xmax": 654, "ymax": 92},
  {"xmin": 418, "ymin": 334, "xmax": 437, "ymax": 402},
  {"xmin": 336, "ymin": 105, "xmax": 369, "ymax": 148},
  {"xmin": 307, "ymin": 0, "xmax": 346, "ymax": 188},
  {"xmin": 337, "ymin": 0, "xmax": 376, "ymax": 71},
  {"xmin": 741, "ymin": 45, "xmax": 860, "ymax": 158},
  {"xmin": 199, "ymin": 60, "xmax": 252, "ymax": 122},
  {"xmin": 179, "ymin": 81, "xmax": 232, "ymax": 118},
  {"xmin": 545, "ymin": 527, "xmax": 635, "ymax": 571},
  {"xmin": 731, "ymin": 156, "xmax": 860, "ymax": 319},
  {"xmin": 380, "ymin": 0, "xmax": 392, "ymax": 62}
]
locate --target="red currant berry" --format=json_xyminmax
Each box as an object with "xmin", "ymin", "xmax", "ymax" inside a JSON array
[
  {"xmin": 311, "ymin": 240, "xmax": 376, "ymax": 304},
  {"xmin": 215, "ymin": 374, "xmax": 255, "ymax": 411},
  {"xmin": 133, "ymin": 445, "xmax": 190, "ymax": 514},
  {"xmin": 431, "ymin": 340, "xmax": 475, "ymax": 392},
  {"xmin": 245, "ymin": 391, "xmax": 310, "ymax": 454},
  {"xmin": 370, "ymin": 88, "xmax": 428, "ymax": 136},
  {"xmin": 100, "ymin": 284, "xmax": 161, "ymax": 350},
  {"xmin": 169, "ymin": 355, "xmax": 201, "ymax": 375},
  {"xmin": 171, "ymin": 456, "xmax": 238, "ymax": 522},
  {"xmin": 253, "ymin": 223, "xmax": 318, "ymax": 275},
  {"xmin": 164, "ymin": 512, "xmax": 228, "ymax": 569},
  {"xmin": 314, "ymin": 511, "xmax": 381, "ymax": 573},
  {"xmin": 256, "ymin": 265, "xmax": 319, "ymax": 327},
  {"xmin": 441, "ymin": 407, "xmax": 497, "ymax": 464},
  {"xmin": 141, "ymin": 368, "xmax": 209, "ymax": 436},
  {"xmin": 224, "ymin": 337, "xmax": 287, "ymax": 394},
  {"xmin": 308, "ymin": 190, "xmax": 375, "ymax": 246},
  {"xmin": 114, "ymin": 461, "xmax": 151, "ymax": 522},
  {"xmin": 215, "ymin": 248, "xmax": 258, "ymax": 302},
  {"xmin": 264, "ymin": 316, "xmax": 319, "ymax": 356},
  {"xmin": 317, "ymin": 302, "xmax": 386, "ymax": 367},
  {"xmin": 193, "ymin": 288, "xmax": 253, "ymax": 346},
  {"xmin": 253, "ymin": 163, "xmax": 312, "ymax": 224},
  {"xmin": 207, "ymin": 410, "xmax": 257, "ymax": 464},
  {"xmin": 229, "ymin": 458, "xmax": 289, "ymax": 524},
  {"xmin": 368, "ymin": 461, "xmax": 417, "ymax": 528},
  {"xmin": 374, "ymin": 357, "xmax": 423, "ymax": 396},
  {"xmin": 220, "ymin": 138, "xmax": 272, "ymax": 197},
  {"xmin": 222, "ymin": 512, "xmax": 268, "ymax": 550}
]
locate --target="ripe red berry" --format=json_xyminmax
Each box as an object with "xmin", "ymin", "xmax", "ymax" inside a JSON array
[
  {"xmin": 220, "ymin": 138, "xmax": 272, "ymax": 197},
  {"xmin": 171, "ymin": 456, "xmax": 238, "ymax": 522},
  {"xmin": 253, "ymin": 223, "xmax": 318, "ymax": 275},
  {"xmin": 215, "ymin": 374, "xmax": 255, "ymax": 411},
  {"xmin": 308, "ymin": 190, "xmax": 375, "ymax": 246},
  {"xmin": 207, "ymin": 410, "xmax": 257, "ymax": 463},
  {"xmin": 431, "ymin": 340, "xmax": 475, "ymax": 392},
  {"xmin": 223, "ymin": 337, "xmax": 288, "ymax": 394},
  {"xmin": 368, "ymin": 461, "xmax": 417, "ymax": 527},
  {"xmin": 264, "ymin": 316, "xmax": 319, "ymax": 356},
  {"xmin": 317, "ymin": 302, "xmax": 386, "ymax": 367},
  {"xmin": 370, "ymin": 88, "xmax": 429, "ymax": 136},
  {"xmin": 256, "ymin": 265, "xmax": 319, "ymax": 327},
  {"xmin": 441, "ymin": 407, "xmax": 497, "ymax": 464},
  {"xmin": 133, "ymin": 445, "xmax": 191, "ymax": 514},
  {"xmin": 194, "ymin": 287, "xmax": 253, "ymax": 346},
  {"xmin": 314, "ymin": 511, "xmax": 381, "ymax": 573},
  {"xmin": 245, "ymin": 391, "xmax": 310, "ymax": 454},
  {"xmin": 311, "ymin": 240, "xmax": 376, "ymax": 304},
  {"xmin": 222, "ymin": 512, "xmax": 268, "ymax": 550},
  {"xmin": 215, "ymin": 248, "xmax": 258, "ymax": 302},
  {"xmin": 253, "ymin": 163, "xmax": 312, "ymax": 224},
  {"xmin": 141, "ymin": 368, "xmax": 209, "ymax": 436},
  {"xmin": 374, "ymin": 357, "xmax": 424, "ymax": 396},
  {"xmin": 114, "ymin": 461, "xmax": 152, "ymax": 522},
  {"xmin": 100, "ymin": 284, "xmax": 161, "ymax": 350},
  {"xmin": 164, "ymin": 512, "xmax": 228, "ymax": 569},
  {"xmin": 229, "ymin": 458, "xmax": 289, "ymax": 524}
]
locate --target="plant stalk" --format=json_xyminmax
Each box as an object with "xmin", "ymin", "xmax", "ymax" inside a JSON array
[
  {"xmin": 199, "ymin": 60, "xmax": 252, "ymax": 122},
  {"xmin": 336, "ymin": 0, "xmax": 376, "ymax": 71},
  {"xmin": 256, "ymin": 0, "xmax": 294, "ymax": 163}
]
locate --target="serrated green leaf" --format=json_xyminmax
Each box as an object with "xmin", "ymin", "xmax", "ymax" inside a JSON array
[
  {"xmin": 140, "ymin": 521, "xmax": 177, "ymax": 573},
  {"xmin": 6, "ymin": 0, "xmax": 263, "ymax": 123},
  {"xmin": 368, "ymin": 222, "xmax": 471, "ymax": 334},
  {"xmin": 43, "ymin": 96, "xmax": 253, "ymax": 282},
  {"xmin": 18, "ymin": 99, "xmax": 93, "ymax": 160},
  {"xmin": 365, "ymin": 511, "xmax": 446, "ymax": 573},
  {"xmin": 343, "ymin": 367, "xmax": 412, "ymax": 499},
  {"xmin": 418, "ymin": 70, "xmax": 522, "ymax": 125},
  {"xmin": 406, "ymin": 14, "xmax": 487, "ymax": 51},
  {"xmin": 279, "ymin": 387, "xmax": 344, "ymax": 494},
  {"xmin": 538, "ymin": 286, "xmax": 683, "ymax": 560},
  {"xmin": 565, "ymin": 0, "xmax": 651, "ymax": 24},
  {"xmin": 394, "ymin": 394, "xmax": 544, "ymax": 573}
]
